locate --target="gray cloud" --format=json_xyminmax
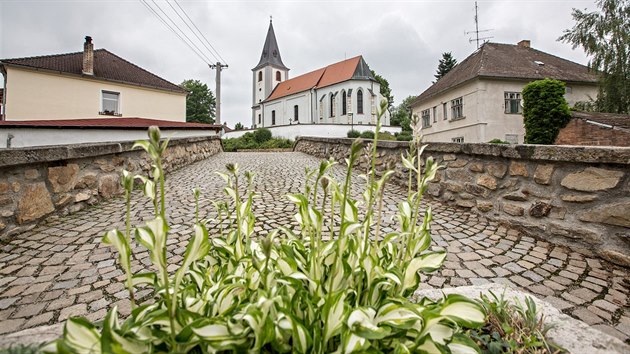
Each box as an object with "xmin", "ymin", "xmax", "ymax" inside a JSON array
[{"xmin": 1, "ymin": 0, "xmax": 596, "ymax": 127}]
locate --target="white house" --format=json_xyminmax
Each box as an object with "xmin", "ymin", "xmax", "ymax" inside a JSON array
[
  {"xmin": 409, "ymin": 40, "xmax": 599, "ymax": 144},
  {"xmin": 251, "ymin": 20, "xmax": 389, "ymax": 132}
]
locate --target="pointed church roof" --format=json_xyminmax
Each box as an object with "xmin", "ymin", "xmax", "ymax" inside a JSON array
[
  {"xmin": 253, "ymin": 19, "xmax": 288, "ymax": 71},
  {"xmin": 265, "ymin": 55, "xmax": 375, "ymax": 102}
]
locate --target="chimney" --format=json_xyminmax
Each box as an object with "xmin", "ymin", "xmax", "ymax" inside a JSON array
[
  {"xmin": 517, "ymin": 40, "xmax": 531, "ymax": 48},
  {"xmin": 82, "ymin": 36, "xmax": 94, "ymax": 76}
]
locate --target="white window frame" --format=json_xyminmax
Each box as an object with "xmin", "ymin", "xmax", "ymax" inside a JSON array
[
  {"xmin": 451, "ymin": 97, "xmax": 463, "ymax": 120},
  {"xmin": 421, "ymin": 109, "xmax": 431, "ymax": 128},
  {"xmin": 504, "ymin": 92, "xmax": 522, "ymax": 114},
  {"xmin": 452, "ymin": 136, "xmax": 464, "ymax": 143},
  {"xmin": 101, "ymin": 90, "xmax": 121, "ymax": 116}
]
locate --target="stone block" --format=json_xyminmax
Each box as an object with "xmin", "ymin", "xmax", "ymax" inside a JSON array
[
  {"xmin": 76, "ymin": 171, "xmax": 98, "ymax": 189},
  {"xmin": 503, "ymin": 191, "xmax": 528, "ymax": 201},
  {"xmin": 548, "ymin": 223, "xmax": 602, "ymax": 245},
  {"xmin": 0, "ymin": 182, "xmax": 10, "ymax": 194},
  {"xmin": 447, "ymin": 159, "xmax": 468, "ymax": 168},
  {"xmin": 502, "ymin": 203, "xmax": 524, "ymax": 216},
  {"xmin": 75, "ymin": 192, "xmax": 91, "ymax": 202},
  {"xmin": 98, "ymin": 174, "xmax": 122, "ymax": 198},
  {"xmin": 598, "ymin": 249, "xmax": 630, "ymax": 268},
  {"xmin": 477, "ymin": 201, "xmax": 494, "ymax": 212},
  {"xmin": 446, "ymin": 168, "xmax": 473, "ymax": 183},
  {"xmin": 465, "ymin": 183, "xmax": 491, "ymax": 198},
  {"xmin": 55, "ymin": 194, "xmax": 73, "ymax": 207},
  {"xmin": 468, "ymin": 162, "xmax": 484, "ymax": 173},
  {"xmin": 486, "ymin": 163, "xmax": 507, "ymax": 178},
  {"xmin": 509, "ymin": 161, "xmax": 529, "ymax": 177},
  {"xmin": 442, "ymin": 154, "xmax": 457, "ymax": 161},
  {"xmin": 456, "ymin": 199, "xmax": 475, "ymax": 208},
  {"xmin": 529, "ymin": 201, "xmax": 552, "ymax": 218},
  {"xmin": 533, "ymin": 164, "xmax": 554, "ymax": 185},
  {"xmin": 16, "ymin": 183, "xmax": 54, "ymax": 224},
  {"xmin": 444, "ymin": 181, "xmax": 463, "ymax": 193},
  {"xmin": 476, "ymin": 174, "xmax": 497, "ymax": 190},
  {"xmin": 24, "ymin": 169, "xmax": 40, "ymax": 180},
  {"xmin": 561, "ymin": 167, "xmax": 623, "ymax": 192},
  {"xmin": 561, "ymin": 194, "xmax": 597, "ymax": 203},
  {"xmin": 578, "ymin": 201, "xmax": 630, "ymax": 228},
  {"xmin": 47, "ymin": 164, "xmax": 79, "ymax": 193}
]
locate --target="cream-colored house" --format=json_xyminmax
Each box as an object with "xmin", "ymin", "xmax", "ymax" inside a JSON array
[
  {"xmin": 0, "ymin": 36, "xmax": 186, "ymax": 122},
  {"xmin": 410, "ymin": 40, "xmax": 598, "ymax": 144}
]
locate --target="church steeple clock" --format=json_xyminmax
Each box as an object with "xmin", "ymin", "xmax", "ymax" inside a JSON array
[{"xmin": 252, "ymin": 17, "xmax": 289, "ymax": 128}]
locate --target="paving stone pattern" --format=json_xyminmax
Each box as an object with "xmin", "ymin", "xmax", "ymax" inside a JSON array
[{"xmin": 0, "ymin": 152, "xmax": 629, "ymax": 343}]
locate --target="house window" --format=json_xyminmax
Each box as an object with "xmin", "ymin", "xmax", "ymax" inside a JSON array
[
  {"xmin": 101, "ymin": 91, "xmax": 120, "ymax": 115},
  {"xmin": 421, "ymin": 109, "xmax": 431, "ymax": 128},
  {"xmin": 504, "ymin": 92, "xmax": 522, "ymax": 114},
  {"xmin": 276, "ymin": 71, "xmax": 281, "ymax": 81},
  {"xmin": 432, "ymin": 106, "xmax": 437, "ymax": 123},
  {"xmin": 452, "ymin": 137, "xmax": 464, "ymax": 143},
  {"xmin": 357, "ymin": 89, "xmax": 364, "ymax": 114},
  {"xmin": 272, "ymin": 110, "xmax": 276, "ymax": 125},
  {"xmin": 258, "ymin": 71, "xmax": 262, "ymax": 82},
  {"xmin": 330, "ymin": 93, "xmax": 336, "ymax": 117},
  {"xmin": 451, "ymin": 97, "xmax": 463, "ymax": 119},
  {"xmin": 443, "ymin": 102, "xmax": 448, "ymax": 120},
  {"xmin": 342, "ymin": 91, "xmax": 347, "ymax": 115},
  {"xmin": 294, "ymin": 105, "xmax": 299, "ymax": 121}
]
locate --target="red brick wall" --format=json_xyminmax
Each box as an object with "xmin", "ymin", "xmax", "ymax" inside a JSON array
[{"xmin": 555, "ymin": 118, "xmax": 630, "ymax": 147}]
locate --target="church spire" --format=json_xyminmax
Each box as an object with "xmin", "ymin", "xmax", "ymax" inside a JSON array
[{"xmin": 253, "ymin": 18, "xmax": 288, "ymax": 71}]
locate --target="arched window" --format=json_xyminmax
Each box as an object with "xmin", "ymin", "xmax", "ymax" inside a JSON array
[
  {"xmin": 294, "ymin": 105, "xmax": 299, "ymax": 121},
  {"xmin": 330, "ymin": 93, "xmax": 336, "ymax": 117},
  {"xmin": 276, "ymin": 71, "xmax": 281, "ymax": 81},
  {"xmin": 258, "ymin": 71, "xmax": 262, "ymax": 82},
  {"xmin": 341, "ymin": 90, "xmax": 347, "ymax": 115},
  {"xmin": 272, "ymin": 110, "xmax": 276, "ymax": 125},
  {"xmin": 357, "ymin": 89, "xmax": 364, "ymax": 114}
]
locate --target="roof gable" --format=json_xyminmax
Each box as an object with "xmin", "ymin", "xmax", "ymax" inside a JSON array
[
  {"xmin": 1, "ymin": 50, "xmax": 186, "ymax": 94},
  {"xmin": 412, "ymin": 42, "xmax": 598, "ymax": 105},
  {"xmin": 265, "ymin": 56, "xmax": 372, "ymax": 102}
]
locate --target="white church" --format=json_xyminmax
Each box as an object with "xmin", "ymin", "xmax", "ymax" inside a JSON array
[{"xmin": 245, "ymin": 19, "xmax": 395, "ymax": 139}]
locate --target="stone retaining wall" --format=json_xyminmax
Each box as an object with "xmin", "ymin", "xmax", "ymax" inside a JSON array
[
  {"xmin": 0, "ymin": 136, "xmax": 223, "ymax": 239},
  {"xmin": 294, "ymin": 137, "xmax": 630, "ymax": 267}
]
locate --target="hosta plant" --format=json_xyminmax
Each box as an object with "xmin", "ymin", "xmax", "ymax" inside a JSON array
[{"xmin": 43, "ymin": 101, "xmax": 486, "ymax": 353}]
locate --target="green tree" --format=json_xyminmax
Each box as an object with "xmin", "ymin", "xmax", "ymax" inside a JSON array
[
  {"xmin": 180, "ymin": 79, "xmax": 216, "ymax": 124},
  {"xmin": 559, "ymin": 0, "xmax": 630, "ymax": 114},
  {"xmin": 434, "ymin": 52, "xmax": 458, "ymax": 81},
  {"xmin": 390, "ymin": 95, "xmax": 417, "ymax": 131},
  {"xmin": 522, "ymin": 79, "xmax": 572, "ymax": 144},
  {"xmin": 234, "ymin": 122, "xmax": 244, "ymax": 130},
  {"xmin": 371, "ymin": 70, "xmax": 394, "ymax": 110}
]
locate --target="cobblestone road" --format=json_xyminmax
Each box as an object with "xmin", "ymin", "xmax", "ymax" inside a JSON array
[{"xmin": 1, "ymin": 152, "xmax": 629, "ymax": 343}]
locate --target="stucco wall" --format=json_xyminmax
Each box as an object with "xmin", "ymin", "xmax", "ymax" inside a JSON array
[
  {"xmin": 294, "ymin": 137, "xmax": 630, "ymax": 267},
  {"xmin": 3, "ymin": 67, "xmax": 186, "ymax": 121},
  {"xmin": 412, "ymin": 78, "xmax": 598, "ymax": 144},
  {"xmin": 0, "ymin": 136, "xmax": 222, "ymax": 239}
]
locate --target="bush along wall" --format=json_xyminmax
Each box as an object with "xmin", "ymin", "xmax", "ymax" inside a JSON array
[
  {"xmin": 523, "ymin": 79, "xmax": 572, "ymax": 144},
  {"xmin": 223, "ymin": 128, "xmax": 292, "ymax": 152}
]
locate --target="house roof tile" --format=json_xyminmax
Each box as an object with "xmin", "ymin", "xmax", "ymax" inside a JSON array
[
  {"xmin": 412, "ymin": 42, "xmax": 598, "ymax": 106},
  {"xmin": 1, "ymin": 50, "xmax": 187, "ymax": 94},
  {"xmin": 0, "ymin": 118, "xmax": 221, "ymax": 130}
]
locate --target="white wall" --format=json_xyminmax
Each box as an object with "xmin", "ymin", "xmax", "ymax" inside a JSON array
[
  {"xmin": 0, "ymin": 128, "xmax": 217, "ymax": 148},
  {"xmin": 223, "ymin": 124, "xmax": 401, "ymax": 141},
  {"xmin": 4, "ymin": 67, "xmax": 186, "ymax": 122}
]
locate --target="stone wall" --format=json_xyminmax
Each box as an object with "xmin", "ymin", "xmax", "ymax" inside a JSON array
[
  {"xmin": 294, "ymin": 137, "xmax": 630, "ymax": 267},
  {"xmin": 0, "ymin": 136, "xmax": 222, "ymax": 239}
]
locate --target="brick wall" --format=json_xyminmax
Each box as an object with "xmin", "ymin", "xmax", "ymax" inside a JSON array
[{"xmin": 556, "ymin": 118, "xmax": 630, "ymax": 147}]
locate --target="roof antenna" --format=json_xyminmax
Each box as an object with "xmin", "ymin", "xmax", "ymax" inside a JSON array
[{"xmin": 465, "ymin": 1, "xmax": 493, "ymax": 48}]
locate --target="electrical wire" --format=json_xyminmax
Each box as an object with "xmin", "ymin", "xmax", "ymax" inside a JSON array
[{"xmin": 173, "ymin": 0, "xmax": 228, "ymax": 65}]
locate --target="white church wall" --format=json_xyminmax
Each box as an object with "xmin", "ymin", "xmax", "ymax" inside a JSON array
[
  {"xmin": 261, "ymin": 91, "xmax": 311, "ymax": 127},
  {"xmin": 314, "ymin": 80, "xmax": 390, "ymax": 126},
  {"xmin": 223, "ymin": 124, "xmax": 401, "ymax": 140}
]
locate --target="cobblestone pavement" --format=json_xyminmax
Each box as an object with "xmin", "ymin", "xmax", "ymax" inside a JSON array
[{"xmin": 1, "ymin": 152, "xmax": 629, "ymax": 343}]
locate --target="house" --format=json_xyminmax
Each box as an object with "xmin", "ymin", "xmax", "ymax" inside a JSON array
[
  {"xmin": 0, "ymin": 36, "xmax": 187, "ymax": 122},
  {"xmin": 251, "ymin": 20, "xmax": 390, "ymax": 132},
  {"xmin": 410, "ymin": 40, "xmax": 599, "ymax": 144},
  {"xmin": 555, "ymin": 111, "xmax": 630, "ymax": 147}
]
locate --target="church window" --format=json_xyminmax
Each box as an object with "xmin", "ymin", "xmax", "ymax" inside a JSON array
[
  {"xmin": 276, "ymin": 71, "xmax": 281, "ymax": 81},
  {"xmin": 258, "ymin": 71, "xmax": 262, "ymax": 82},
  {"xmin": 330, "ymin": 93, "xmax": 336, "ymax": 117},
  {"xmin": 272, "ymin": 110, "xmax": 276, "ymax": 125},
  {"xmin": 258, "ymin": 114, "xmax": 261, "ymax": 124},
  {"xmin": 294, "ymin": 105, "xmax": 299, "ymax": 121},
  {"xmin": 342, "ymin": 91, "xmax": 347, "ymax": 115},
  {"xmin": 357, "ymin": 89, "xmax": 364, "ymax": 114}
]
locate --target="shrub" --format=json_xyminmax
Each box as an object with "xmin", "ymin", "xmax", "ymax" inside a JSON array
[
  {"xmin": 360, "ymin": 130, "xmax": 375, "ymax": 139},
  {"xmin": 396, "ymin": 132, "xmax": 413, "ymax": 141},
  {"xmin": 377, "ymin": 131, "xmax": 396, "ymax": 141},
  {"xmin": 488, "ymin": 138, "xmax": 510, "ymax": 144},
  {"xmin": 44, "ymin": 104, "xmax": 487, "ymax": 353},
  {"xmin": 259, "ymin": 138, "xmax": 293, "ymax": 149},
  {"xmin": 253, "ymin": 128, "xmax": 272, "ymax": 144},
  {"xmin": 522, "ymin": 79, "xmax": 571, "ymax": 144},
  {"xmin": 347, "ymin": 129, "xmax": 361, "ymax": 138}
]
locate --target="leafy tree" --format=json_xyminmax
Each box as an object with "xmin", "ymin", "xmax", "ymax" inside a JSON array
[
  {"xmin": 371, "ymin": 70, "xmax": 394, "ymax": 110},
  {"xmin": 180, "ymin": 79, "xmax": 216, "ymax": 124},
  {"xmin": 390, "ymin": 95, "xmax": 417, "ymax": 131},
  {"xmin": 434, "ymin": 52, "xmax": 458, "ymax": 81},
  {"xmin": 522, "ymin": 79, "xmax": 572, "ymax": 144},
  {"xmin": 234, "ymin": 122, "xmax": 244, "ymax": 130},
  {"xmin": 559, "ymin": 0, "xmax": 630, "ymax": 114}
]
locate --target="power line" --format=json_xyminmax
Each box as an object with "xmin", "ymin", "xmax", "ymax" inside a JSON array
[
  {"xmin": 171, "ymin": 0, "xmax": 228, "ymax": 65},
  {"xmin": 139, "ymin": 0, "xmax": 210, "ymax": 64}
]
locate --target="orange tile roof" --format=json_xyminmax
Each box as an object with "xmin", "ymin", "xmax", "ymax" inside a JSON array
[{"xmin": 265, "ymin": 56, "xmax": 363, "ymax": 101}]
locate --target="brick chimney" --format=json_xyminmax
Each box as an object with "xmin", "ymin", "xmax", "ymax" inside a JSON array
[
  {"xmin": 517, "ymin": 40, "xmax": 531, "ymax": 48},
  {"xmin": 82, "ymin": 36, "xmax": 94, "ymax": 76}
]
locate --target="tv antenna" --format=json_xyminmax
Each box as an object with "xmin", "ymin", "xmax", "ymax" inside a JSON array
[{"xmin": 465, "ymin": 1, "xmax": 493, "ymax": 48}]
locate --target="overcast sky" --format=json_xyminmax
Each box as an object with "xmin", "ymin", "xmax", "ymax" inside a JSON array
[{"xmin": 0, "ymin": 0, "xmax": 596, "ymax": 127}]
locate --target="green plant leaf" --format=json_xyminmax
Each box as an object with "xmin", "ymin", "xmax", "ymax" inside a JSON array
[
  {"xmin": 439, "ymin": 294, "xmax": 486, "ymax": 328},
  {"xmin": 402, "ymin": 251, "xmax": 447, "ymax": 293},
  {"xmin": 63, "ymin": 317, "xmax": 101, "ymax": 354}
]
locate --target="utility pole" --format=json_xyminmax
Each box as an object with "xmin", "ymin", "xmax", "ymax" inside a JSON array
[
  {"xmin": 466, "ymin": 1, "xmax": 493, "ymax": 48},
  {"xmin": 209, "ymin": 62, "xmax": 228, "ymax": 124}
]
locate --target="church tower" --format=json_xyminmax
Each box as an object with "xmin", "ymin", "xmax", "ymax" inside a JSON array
[{"xmin": 252, "ymin": 18, "xmax": 289, "ymax": 128}]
